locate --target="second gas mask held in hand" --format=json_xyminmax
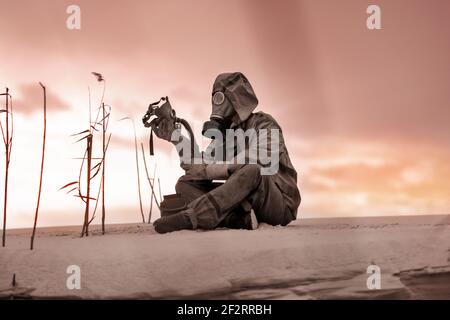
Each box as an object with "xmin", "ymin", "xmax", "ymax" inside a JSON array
[{"xmin": 202, "ymin": 91, "xmax": 235, "ymax": 139}]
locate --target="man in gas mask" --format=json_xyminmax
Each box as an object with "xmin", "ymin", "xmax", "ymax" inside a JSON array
[{"xmin": 151, "ymin": 72, "xmax": 300, "ymax": 233}]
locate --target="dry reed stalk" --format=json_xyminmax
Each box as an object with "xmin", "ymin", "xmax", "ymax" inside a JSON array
[
  {"xmin": 101, "ymin": 103, "xmax": 106, "ymax": 234},
  {"xmin": 81, "ymin": 134, "xmax": 93, "ymax": 237},
  {"xmin": 120, "ymin": 117, "xmax": 145, "ymax": 223},
  {"xmin": 158, "ymin": 178, "xmax": 162, "ymax": 203},
  {"xmin": 1, "ymin": 88, "xmax": 13, "ymax": 247},
  {"xmin": 30, "ymin": 83, "xmax": 47, "ymax": 250},
  {"xmin": 140, "ymin": 143, "xmax": 160, "ymax": 223},
  {"xmin": 61, "ymin": 74, "xmax": 110, "ymax": 237}
]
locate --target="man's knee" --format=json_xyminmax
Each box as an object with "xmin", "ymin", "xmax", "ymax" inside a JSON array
[
  {"xmin": 175, "ymin": 175, "xmax": 191, "ymax": 195},
  {"xmin": 231, "ymin": 164, "xmax": 261, "ymax": 188}
]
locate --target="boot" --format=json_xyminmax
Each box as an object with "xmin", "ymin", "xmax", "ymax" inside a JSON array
[
  {"xmin": 220, "ymin": 209, "xmax": 258, "ymax": 230},
  {"xmin": 153, "ymin": 211, "xmax": 193, "ymax": 234},
  {"xmin": 248, "ymin": 209, "xmax": 258, "ymax": 230}
]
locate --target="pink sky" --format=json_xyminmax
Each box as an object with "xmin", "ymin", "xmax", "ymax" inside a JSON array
[{"xmin": 1, "ymin": 0, "xmax": 450, "ymax": 228}]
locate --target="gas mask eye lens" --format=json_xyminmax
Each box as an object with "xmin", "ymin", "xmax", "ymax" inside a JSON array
[{"xmin": 212, "ymin": 91, "xmax": 225, "ymax": 105}]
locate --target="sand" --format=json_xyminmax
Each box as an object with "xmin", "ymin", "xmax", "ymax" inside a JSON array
[{"xmin": 0, "ymin": 215, "xmax": 449, "ymax": 299}]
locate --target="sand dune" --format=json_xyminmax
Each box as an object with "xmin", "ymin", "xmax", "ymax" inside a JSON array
[{"xmin": 0, "ymin": 215, "xmax": 449, "ymax": 299}]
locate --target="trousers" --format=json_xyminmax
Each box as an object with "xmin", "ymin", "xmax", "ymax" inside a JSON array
[{"xmin": 176, "ymin": 164, "xmax": 295, "ymax": 229}]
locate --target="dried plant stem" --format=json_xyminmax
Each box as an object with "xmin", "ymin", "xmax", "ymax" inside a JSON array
[
  {"xmin": 1, "ymin": 88, "xmax": 10, "ymax": 247},
  {"xmin": 148, "ymin": 163, "xmax": 158, "ymax": 224},
  {"xmin": 87, "ymin": 133, "xmax": 111, "ymax": 227},
  {"xmin": 158, "ymin": 178, "xmax": 163, "ymax": 202},
  {"xmin": 81, "ymin": 135, "xmax": 93, "ymax": 237},
  {"xmin": 140, "ymin": 143, "xmax": 160, "ymax": 223},
  {"xmin": 133, "ymin": 123, "xmax": 145, "ymax": 223},
  {"xmin": 149, "ymin": 164, "xmax": 157, "ymax": 224},
  {"xmin": 61, "ymin": 75, "xmax": 109, "ymax": 237},
  {"xmin": 148, "ymin": 186, "xmax": 154, "ymax": 224},
  {"xmin": 120, "ymin": 118, "xmax": 145, "ymax": 223},
  {"xmin": 101, "ymin": 103, "xmax": 106, "ymax": 234},
  {"xmin": 30, "ymin": 83, "xmax": 47, "ymax": 250}
]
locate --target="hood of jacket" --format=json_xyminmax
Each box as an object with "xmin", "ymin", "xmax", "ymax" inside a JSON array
[{"xmin": 212, "ymin": 72, "xmax": 258, "ymax": 124}]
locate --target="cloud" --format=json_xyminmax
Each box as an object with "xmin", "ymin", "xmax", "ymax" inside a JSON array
[
  {"xmin": 12, "ymin": 83, "xmax": 71, "ymax": 115},
  {"xmin": 2, "ymin": 0, "xmax": 450, "ymax": 145},
  {"xmin": 110, "ymin": 134, "xmax": 135, "ymax": 149},
  {"xmin": 297, "ymin": 139, "xmax": 450, "ymax": 217},
  {"xmin": 110, "ymin": 131, "xmax": 174, "ymax": 157}
]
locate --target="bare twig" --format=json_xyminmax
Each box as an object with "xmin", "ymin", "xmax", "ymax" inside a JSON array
[
  {"xmin": 158, "ymin": 178, "xmax": 163, "ymax": 203},
  {"xmin": 30, "ymin": 83, "xmax": 47, "ymax": 250},
  {"xmin": 81, "ymin": 135, "xmax": 93, "ymax": 237},
  {"xmin": 62, "ymin": 74, "xmax": 110, "ymax": 237},
  {"xmin": 101, "ymin": 103, "xmax": 106, "ymax": 234},
  {"xmin": 150, "ymin": 163, "xmax": 157, "ymax": 223},
  {"xmin": 88, "ymin": 133, "xmax": 111, "ymax": 227},
  {"xmin": 120, "ymin": 117, "xmax": 145, "ymax": 223},
  {"xmin": 2, "ymin": 88, "xmax": 12, "ymax": 247},
  {"xmin": 140, "ymin": 143, "xmax": 160, "ymax": 224}
]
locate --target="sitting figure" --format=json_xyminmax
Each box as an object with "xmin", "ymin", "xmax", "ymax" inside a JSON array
[{"xmin": 151, "ymin": 72, "xmax": 301, "ymax": 233}]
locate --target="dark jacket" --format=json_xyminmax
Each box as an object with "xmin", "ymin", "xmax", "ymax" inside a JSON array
[{"xmin": 203, "ymin": 72, "xmax": 301, "ymax": 217}]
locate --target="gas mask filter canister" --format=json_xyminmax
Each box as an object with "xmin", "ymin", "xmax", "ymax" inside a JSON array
[{"xmin": 202, "ymin": 91, "xmax": 231, "ymax": 139}]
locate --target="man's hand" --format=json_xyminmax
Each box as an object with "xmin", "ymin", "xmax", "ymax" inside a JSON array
[
  {"xmin": 150, "ymin": 117, "xmax": 179, "ymax": 142},
  {"xmin": 181, "ymin": 163, "xmax": 232, "ymax": 180},
  {"xmin": 181, "ymin": 163, "xmax": 208, "ymax": 180}
]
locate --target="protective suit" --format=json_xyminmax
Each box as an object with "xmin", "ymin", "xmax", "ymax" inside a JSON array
[{"xmin": 152, "ymin": 72, "xmax": 301, "ymax": 233}]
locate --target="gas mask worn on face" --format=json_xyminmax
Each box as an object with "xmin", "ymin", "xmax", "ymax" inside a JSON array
[{"xmin": 202, "ymin": 91, "xmax": 235, "ymax": 139}]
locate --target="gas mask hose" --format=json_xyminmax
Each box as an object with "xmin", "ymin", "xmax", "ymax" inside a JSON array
[{"xmin": 177, "ymin": 117, "xmax": 196, "ymax": 162}]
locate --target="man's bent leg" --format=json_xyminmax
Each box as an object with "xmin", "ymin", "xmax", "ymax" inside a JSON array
[
  {"xmin": 186, "ymin": 165, "xmax": 262, "ymax": 229},
  {"xmin": 154, "ymin": 176, "xmax": 222, "ymax": 234},
  {"xmin": 175, "ymin": 175, "xmax": 221, "ymax": 203},
  {"xmin": 250, "ymin": 175, "xmax": 294, "ymax": 226},
  {"xmin": 154, "ymin": 166, "xmax": 292, "ymax": 233}
]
